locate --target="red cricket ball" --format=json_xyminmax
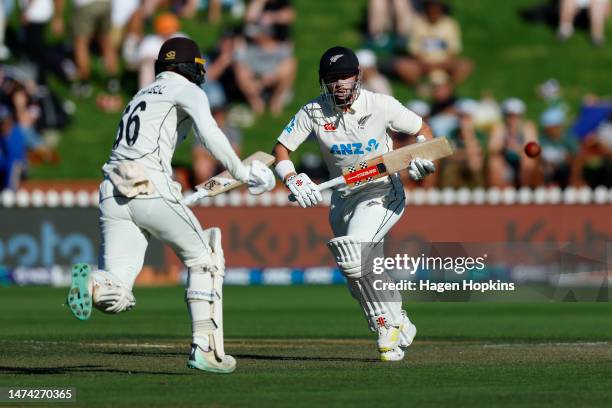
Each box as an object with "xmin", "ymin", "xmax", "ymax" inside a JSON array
[{"xmin": 524, "ymin": 141, "xmax": 541, "ymax": 158}]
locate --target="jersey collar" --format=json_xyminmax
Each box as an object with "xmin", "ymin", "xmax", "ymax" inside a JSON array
[
  {"xmin": 333, "ymin": 89, "xmax": 364, "ymax": 115},
  {"xmin": 156, "ymin": 70, "xmax": 190, "ymax": 83}
]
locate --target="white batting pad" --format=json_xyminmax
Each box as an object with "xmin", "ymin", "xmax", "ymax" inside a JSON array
[
  {"xmin": 348, "ymin": 271, "xmax": 403, "ymax": 330},
  {"xmin": 328, "ymin": 235, "xmax": 362, "ymax": 279}
]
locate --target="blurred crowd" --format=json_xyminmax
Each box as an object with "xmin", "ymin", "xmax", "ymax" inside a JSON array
[
  {"xmin": 0, "ymin": 64, "xmax": 64, "ymax": 190},
  {"xmin": 391, "ymin": 80, "xmax": 612, "ymax": 190},
  {"xmin": 299, "ymin": 0, "xmax": 612, "ymax": 191},
  {"xmin": 0, "ymin": 0, "xmax": 610, "ymax": 192},
  {"xmin": 521, "ymin": 0, "xmax": 610, "ymax": 46},
  {"xmin": 0, "ymin": 0, "xmax": 298, "ymax": 190}
]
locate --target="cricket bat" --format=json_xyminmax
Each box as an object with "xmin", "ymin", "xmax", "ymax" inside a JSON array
[
  {"xmin": 183, "ymin": 151, "xmax": 275, "ymax": 205},
  {"xmin": 291, "ymin": 137, "xmax": 453, "ymax": 199}
]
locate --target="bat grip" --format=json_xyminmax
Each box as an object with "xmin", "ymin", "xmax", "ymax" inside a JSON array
[
  {"xmin": 182, "ymin": 189, "xmax": 210, "ymax": 205},
  {"xmin": 288, "ymin": 176, "xmax": 345, "ymax": 202},
  {"xmin": 317, "ymin": 176, "xmax": 346, "ymax": 191}
]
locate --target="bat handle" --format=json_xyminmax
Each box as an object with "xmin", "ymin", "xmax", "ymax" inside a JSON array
[
  {"xmin": 182, "ymin": 189, "xmax": 210, "ymax": 205},
  {"xmin": 288, "ymin": 176, "xmax": 345, "ymax": 202},
  {"xmin": 316, "ymin": 176, "xmax": 346, "ymax": 191}
]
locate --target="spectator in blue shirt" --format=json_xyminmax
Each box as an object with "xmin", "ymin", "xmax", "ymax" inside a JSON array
[{"xmin": 0, "ymin": 105, "xmax": 27, "ymax": 190}]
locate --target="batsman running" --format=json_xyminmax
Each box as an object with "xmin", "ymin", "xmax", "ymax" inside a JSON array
[
  {"xmin": 273, "ymin": 46, "xmax": 436, "ymax": 361},
  {"xmin": 66, "ymin": 37, "xmax": 275, "ymax": 373}
]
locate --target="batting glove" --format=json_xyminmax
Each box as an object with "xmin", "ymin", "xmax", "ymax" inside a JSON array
[
  {"xmin": 408, "ymin": 135, "xmax": 436, "ymax": 181},
  {"xmin": 285, "ymin": 173, "xmax": 322, "ymax": 208},
  {"xmin": 247, "ymin": 160, "xmax": 276, "ymax": 195}
]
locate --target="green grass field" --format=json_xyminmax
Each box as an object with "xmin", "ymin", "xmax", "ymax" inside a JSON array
[
  {"xmin": 29, "ymin": 0, "xmax": 612, "ymax": 180},
  {"xmin": 1, "ymin": 286, "xmax": 611, "ymax": 407}
]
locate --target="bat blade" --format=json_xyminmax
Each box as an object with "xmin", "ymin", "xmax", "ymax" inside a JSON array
[
  {"xmin": 194, "ymin": 151, "xmax": 275, "ymax": 197},
  {"xmin": 341, "ymin": 137, "xmax": 453, "ymax": 188},
  {"xmin": 381, "ymin": 137, "xmax": 453, "ymax": 174},
  {"xmin": 287, "ymin": 138, "xmax": 454, "ymax": 202}
]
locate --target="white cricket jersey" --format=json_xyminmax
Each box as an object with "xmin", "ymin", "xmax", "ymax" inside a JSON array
[
  {"xmin": 102, "ymin": 71, "xmax": 248, "ymax": 184},
  {"xmin": 278, "ymin": 89, "xmax": 423, "ymax": 184}
]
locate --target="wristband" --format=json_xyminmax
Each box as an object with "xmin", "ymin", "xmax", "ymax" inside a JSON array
[{"xmin": 274, "ymin": 160, "xmax": 296, "ymax": 181}]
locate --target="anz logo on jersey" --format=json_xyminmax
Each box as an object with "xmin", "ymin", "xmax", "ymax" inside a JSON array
[
  {"xmin": 330, "ymin": 138, "xmax": 380, "ymax": 155},
  {"xmin": 284, "ymin": 117, "xmax": 296, "ymax": 134}
]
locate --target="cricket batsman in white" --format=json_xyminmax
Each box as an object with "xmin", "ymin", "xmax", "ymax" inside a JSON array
[
  {"xmin": 273, "ymin": 46, "xmax": 435, "ymax": 361},
  {"xmin": 66, "ymin": 37, "xmax": 276, "ymax": 373}
]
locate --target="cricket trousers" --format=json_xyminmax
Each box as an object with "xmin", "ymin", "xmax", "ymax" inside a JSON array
[
  {"xmin": 328, "ymin": 175, "xmax": 407, "ymax": 332},
  {"xmin": 97, "ymin": 172, "xmax": 212, "ymax": 289},
  {"xmin": 329, "ymin": 175, "xmax": 406, "ymax": 242}
]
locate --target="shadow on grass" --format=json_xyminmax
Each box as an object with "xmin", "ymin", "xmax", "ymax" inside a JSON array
[
  {"xmin": 97, "ymin": 350, "xmax": 379, "ymax": 363},
  {"xmin": 235, "ymin": 354, "xmax": 378, "ymax": 363},
  {"xmin": 0, "ymin": 365, "xmax": 189, "ymax": 376},
  {"xmin": 97, "ymin": 350, "xmax": 183, "ymax": 357}
]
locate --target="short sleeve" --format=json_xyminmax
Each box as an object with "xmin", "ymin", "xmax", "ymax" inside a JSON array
[
  {"xmin": 277, "ymin": 107, "xmax": 313, "ymax": 151},
  {"xmin": 384, "ymin": 95, "xmax": 423, "ymax": 135}
]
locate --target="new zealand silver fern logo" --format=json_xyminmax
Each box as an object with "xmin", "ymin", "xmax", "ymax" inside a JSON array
[
  {"xmin": 329, "ymin": 54, "xmax": 344, "ymax": 64},
  {"xmin": 358, "ymin": 114, "xmax": 372, "ymax": 129}
]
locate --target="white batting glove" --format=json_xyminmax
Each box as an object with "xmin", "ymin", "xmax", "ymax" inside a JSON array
[
  {"xmin": 408, "ymin": 135, "xmax": 436, "ymax": 181},
  {"xmin": 247, "ymin": 160, "xmax": 276, "ymax": 195},
  {"xmin": 285, "ymin": 173, "xmax": 322, "ymax": 208}
]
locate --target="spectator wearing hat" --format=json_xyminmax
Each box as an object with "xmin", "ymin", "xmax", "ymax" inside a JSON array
[
  {"xmin": 356, "ymin": 49, "xmax": 392, "ymax": 95},
  {"xmin": 538, "ymin": 107, "xmax": 579, "ymax": 188},
  {"xmin": 438, "ymin": 99, "xmax": 486, "ymax": 188},
  {"xmin": 488, "ymin": 98, "xmax": 541, "ymax": 187},
  {"xmin": 394, "ymin": 0, "xmax": 473, "ymax": 88}
]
